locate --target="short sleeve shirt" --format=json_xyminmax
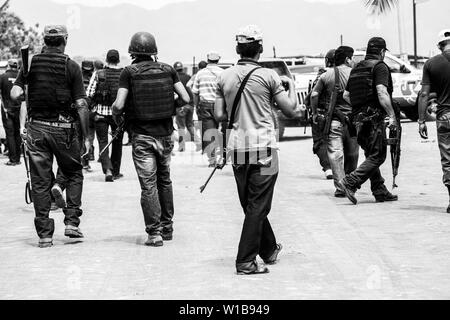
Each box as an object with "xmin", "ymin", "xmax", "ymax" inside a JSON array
[
  {"xmin": 119, "ymin": 60, "xmax": 180, "ymax": 137},
  {"xmin": 216, "ymin": 59, "xmax": 285, "ymax": 152},
  {"xmin": 313, "ymin": 65, "xmax": 352, "ymax": 114},
  {"xmin": 192, "ymin": 65, "xmax": 223, "ymax": 103},
  {"xmin": 422, "ymin": 51, "xmax": 450, "ymax": 108},
  {"xmin": 0, "ymin": 69, "xmax": 20, "ymax": 111}
]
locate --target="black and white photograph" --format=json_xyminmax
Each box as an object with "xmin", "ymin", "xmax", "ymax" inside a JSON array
[{"xmin": 1, "ymin": 0, "xmax": 450, "ymax": 305}]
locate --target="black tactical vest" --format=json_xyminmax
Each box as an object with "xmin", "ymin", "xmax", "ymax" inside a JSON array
[
  {"xmin": 93, "ymin": 68, "xmax": 123, "ymax": 106},
  {"xmin": 347, "ymin": 59, "xmax": 393, "ymax": 113},
  {"xmin": 126, "ymin": 61, "xmax": 175, "ymax": 121},
  {"xmin": 27, "ymin": 53, "xmax": 73, "ymax": 119}
]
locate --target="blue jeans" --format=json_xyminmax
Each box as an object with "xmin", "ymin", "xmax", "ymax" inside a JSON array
[
  {"xmin": 327, "ymin": 120, "xmax": 359, "ymax": 192},
  {"xmin": 27, "ymin": 122, "xmax": 84, "ymax": 239},
  {"xmin": 436, "ymin": 112, "xmax": 450, "ymax": 186},
  {"xmin": 132, "ymin": 134, "xmax": 175, "ymax": 236}
]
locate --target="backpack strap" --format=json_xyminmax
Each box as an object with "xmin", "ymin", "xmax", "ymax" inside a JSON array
[{"xmin": 227, "ymin": 66, "xmax": 262, "ymax": 130}]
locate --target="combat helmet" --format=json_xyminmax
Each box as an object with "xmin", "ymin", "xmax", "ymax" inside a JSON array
[{"xmin": 128, "ymin": 32, "xmax": 158, "ymax": 56}]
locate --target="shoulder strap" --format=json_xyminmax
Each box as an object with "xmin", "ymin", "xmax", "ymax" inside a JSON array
[{"xmin": 227, "ymin": 67, "xmax": 261, "ymax": 130}]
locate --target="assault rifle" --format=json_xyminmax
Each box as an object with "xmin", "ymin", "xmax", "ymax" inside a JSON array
[
  {"xmin": 323, "ymin": 67, "xmax": 340, "ymax": 138},
  {"xmin": 98, "ymin": 120, "xmax": 126, "ymax": 158},
  {"xmin": 387, "ymin": 104, "xmax": 402, "ymax": 189},
  {"xmin": 22, "ymin": 141, "xmax": 33, "ymax": 204}
]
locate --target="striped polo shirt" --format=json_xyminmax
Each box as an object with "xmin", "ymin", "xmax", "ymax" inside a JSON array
[{"xmin": 192, "ymin": 64, "xmax": 224, "ymax": 104}]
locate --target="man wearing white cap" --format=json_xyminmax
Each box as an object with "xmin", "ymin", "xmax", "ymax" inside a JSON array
[
  {"xmin": 215, "ymin": 25, "xmax": 297, "ymax": 275},
  {"xmin": 192, "ymin": 51, "xmax": 224, "ymax": 167},
  {"xmin": 418, "ymin": 29, "xmax": 450, "ymax": 213}
]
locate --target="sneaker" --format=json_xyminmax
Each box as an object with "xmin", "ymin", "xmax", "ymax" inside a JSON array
[
  {"xmin": 51, "ymin": 184, "xmax": 66, "ymax": 209},
  {"xmin": 145, "ymin": 235, "xmax": 163, "ymax": 247},
  {"xmin": 263, "ymin": 243, "xmax": 283, "ymax": 265},
  {"xmin": 375, "ymin": 192, "xmax": 398, "ymax": 203},
  {"xmin": 162, "ymin": 233, "xmax": 173, "ymax": 241},
  {"xmin": 83, "ymin": 165, "xmax": 92, "ymax": 172},
  {"xmin": 113, "ymin": 173, "xmax": 124, "ymax": 180},
  {"xmin": 50, "ymin": 202, "xmax": 59, "ymax": 211},
  {"xmin": 236, "ymin": 261, "xmax": 270, "ymax": 275},
  {"xmin": 334, "ymin": 190, "xmax": 346, "ymax": 198},
  {"xmin": 38, "ymin": 238, "xmax": 53, "ymax": 248},
  {"xmin": 5, "ymin": 161, "xmax": 21, "ymax": 166},
  {"xmin": 65, "ymin": 225, "xmax": 84, "ymax": 239},
  {"xmin": 337, "ymin": 179, "xmax": 357, "ymax": 205},
  {"xmin": 325, "ymin": 169, "xmax": 333, "ymax": 180},
  {"xmin": 105, "ymin": 171, "xmax": 114, "ymax": 182}
]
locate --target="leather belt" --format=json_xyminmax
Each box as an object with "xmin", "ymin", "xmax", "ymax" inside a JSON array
[{"xmin": 31, "ymin": 120, "xmax": 76, "ymax": 129}]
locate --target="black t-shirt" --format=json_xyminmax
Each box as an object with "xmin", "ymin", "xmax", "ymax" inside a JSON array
[
  {"xmin": 0, "ymin": 69, "xmax": 20, "ymax": 112},
  {"xmin": 119, "ymin": 60, "xmax": 180, "ymax": 137},
  {"xmin": 422, "ymin": 51, "xmax": 450, "ymax": 110},
  {"xmin": 373, "ymin": 62, "xmax": 393, "ymax": 95}
]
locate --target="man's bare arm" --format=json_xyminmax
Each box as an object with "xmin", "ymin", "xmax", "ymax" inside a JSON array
[
  {"xmin": 214, "ymin": 97, "xmax": 227, "ymax": 122},
  {"xmin": 418, "ymin": 84, "xmax": 431, "ymax": 139},
  {"xmin": 376, "ymin": 84, "xmax": 396, "ymax": 122},
  {"xmin": 174, "ymin": 82, "xmax": 190, "ymax": 105},
  {"xmin": 274, "ymin": 76, "xmax": 297, "ymax": 118},
  {"xmin": 19, "ymin": 101, "xmax": 27, "ymax": 136},
  {"xmin": 193, "ymin": 93, "xmax": 200, "ymax": 109},
  {"xmin": 112, "ymin": 88, "xmax": 129, "ymax": 115},
  {"xmin": 343, "ymin": 90, "xmax": 350, "ymax": 104},
  {"xmin": 11, "ymin": 85, "xmax": 24, "ymax": 102}
]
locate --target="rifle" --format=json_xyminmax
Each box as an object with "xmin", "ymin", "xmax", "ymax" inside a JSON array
[
  {"xmin": 323, "ymin": 67, "xmax": 340, "ymax": 138},
  {"xmin": 387, "ymin": 104, "xmax": 402, "ymax": 189},
  {"xmin": 22, "ymin": 141, "xmax": 33, "ymax": 204},
  {"xmin": 98, "ymin": 120, "xmax": 126, "ymax": 158}
]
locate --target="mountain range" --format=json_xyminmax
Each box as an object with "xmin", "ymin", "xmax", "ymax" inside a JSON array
[{"xmin": 7, "ymin": 0, "xmax": 448, "ymax": 64}]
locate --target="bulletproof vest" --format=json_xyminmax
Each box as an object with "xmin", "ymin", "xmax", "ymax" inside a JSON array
[
  {"xmin": 93, "ymin": 68, "xmax": 123, "ymax": 106},
  {"xmin": 27, "ymin": 53, "xmax": 73, "ymax": 118},
  {"xmin": 0, "ymin": 69, "xmax": 20, "ymax": 111},
  {"xmin": 126, "ymin": 61, "xmax": 175, "ymax": 121},
  {"xmin": 347, "ymin": 59, "xmax": 386, "ymax": 112}
]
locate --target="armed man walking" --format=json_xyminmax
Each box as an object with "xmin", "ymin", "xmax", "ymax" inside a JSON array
[
  {"xmin": 81, "ymin": 60, "xmax": 96, "ymax": 170},
  {"xmin": 87, "ymin": 49, "xmax": 124, "ymax": 182},
  {"xmin": 192, "ymin": 51, "xmax": 223, "ymax": 167},
  {"xmin": 307, "ymin": 50, "xmax": 335, "ymax": 180},
  {"xmin": 418, "ymin": 29, "xmax": 450, "ymax": 213},
  {"xmin": 173, "ymin": 61, "xmax": 195, "ymax": 152},
  {"xmin": 311, "ymin": 46, "xmax": 359, "ymax": 198},
  {"xmin": 112, "ymin": 32, "xmax": 190, "ymax": 247},
  {"xmin": 11, "ymin": 25, "xmax": 90, "ymax": 248},
  {"xmin": 338, "ymin": 37, "xmax": 398, "ymax": 205},
  {"xmin": 215, "ymin": 25, "xmax": 298, "ymax": 275},
  {"xmin": 0, "ymin": 59, "xmax": 22, "ymax": 166}
]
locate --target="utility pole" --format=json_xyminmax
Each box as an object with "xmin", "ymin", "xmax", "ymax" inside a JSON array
[
  {"xmin": 273, "ymin": 46, "xmax": 277, "ymax": 58},
  {"xmin": 413, "ymin": 0, "xmax": 418, "ymax": 67},
  {"xmin": 340, "ymin": 34, "xmax": 343, "ymax": 46}
]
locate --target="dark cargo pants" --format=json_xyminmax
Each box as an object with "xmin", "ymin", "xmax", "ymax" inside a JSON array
[
  {"xmin": 95, "ymin": 115, "xmax": 123, "ymax": 175},
  {"xmin": 311, "ymin": 120, "xmax": 331, "ymax": 172},
  {"xmin": 27, "ymin": 122, "xmax": 84, "ymax": 239},
  {"xmin": 343, "ymin": 119, "xmax": 390, "ymax": 196}
]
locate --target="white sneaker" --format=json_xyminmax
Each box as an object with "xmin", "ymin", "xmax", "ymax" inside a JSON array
[{"xmin": 325, "ymin": 169, "xmax": 333, "ymax": 180}]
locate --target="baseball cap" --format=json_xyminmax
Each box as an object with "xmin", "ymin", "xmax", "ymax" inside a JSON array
[
  {"xmin": 81, "ymin": 60, "xmax": 94, "ymax": 71},
  {"xmin": 44, "ymin": 25, "xmax": 68, "ymax": 38},
  {"xmin": 367, "ymin": 37, "xmax": 388, "ymax": 51},
  {"xmin": 7, "ymin": 59, "xmax": 18, "ymax": 68},
  {"xmin": 437, "ymin": 29, "xmax": 450, "ymax": 45},
  {"xmin": 236, "ymin": 25, "xmax": 263, "ymax": 44},
  {"xmin": 173, "ymin": 61, "xmax": 184, "ymax": 71},
  {"xmin": 106, "ymin": 49, "xmax": 120, "ymax": 63},
  {"xmin": 207, "ymin": 51, "xmax": 220, "ymax": 61}
]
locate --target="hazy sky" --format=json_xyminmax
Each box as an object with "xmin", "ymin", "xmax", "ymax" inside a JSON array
[{"xmin": 52, "ymin": 0, "xmax": 357, "ymax": 10}]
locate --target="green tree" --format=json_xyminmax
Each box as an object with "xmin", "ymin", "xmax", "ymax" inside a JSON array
[
  {"xmin": 0, "ymin": 0, "xmax": 43, "ymax": 59},
  {"xmin": 365, "ymin": 0, "xmax": 398, "ymax": 15}
]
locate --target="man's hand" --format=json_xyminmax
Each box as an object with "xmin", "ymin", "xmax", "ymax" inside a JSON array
[
  {"xmin": 419, "ymin": 122, "xmax": 428, "ymax": 140},
  {"xmin": 215, "ymin": 155, "xmax": 227, "ymax": 170},
  {"xmin": 20, "ymin": 127, "xmax": 27, "ymax": 141},
  {"xmin": 388, "ymin": 116, "xmax": 397, "ymax": 131},
  {"xmin": 312, "ymin": 114, "xmax": 318, "ymax": 125},
  {"xmin": 113, "ymin": 114, "xmax": 124, "ymax": 126},
  {"xmin": 82, "ymin": 138, "xmax": 92, "ymax": 159},
  {"xmin": 280, "ymin": 76, "xmax": 294, "ymax": 91}
]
